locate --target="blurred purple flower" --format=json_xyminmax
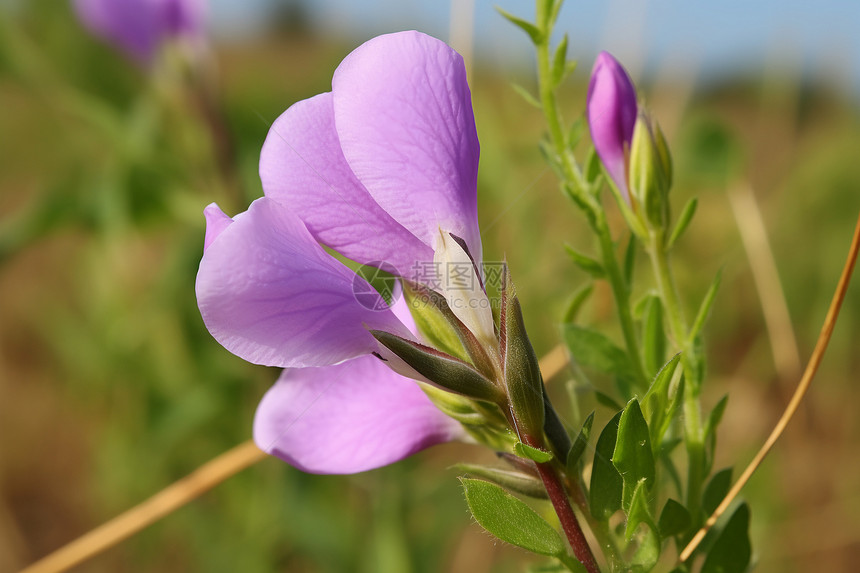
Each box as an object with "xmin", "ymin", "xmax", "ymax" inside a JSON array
[
  {"xmin": 73, "ymin": 0, "xmax": 206, "ymax": 64},
  {"xmin": 587, "ymin": 51, "xmax": 638, "ymax": 203},
  {"xmin": 196, "ymin": 31, "xmax": 482, "ymax": 473}
]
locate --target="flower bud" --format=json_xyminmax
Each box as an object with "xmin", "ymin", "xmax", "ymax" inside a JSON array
[
  {"xmin": 587, "ymin": 51, "xmax": 638, "ymax": 204},
  {"xmin": 629, "ymin": 112, "xmax": 673, "ymax": 229}
]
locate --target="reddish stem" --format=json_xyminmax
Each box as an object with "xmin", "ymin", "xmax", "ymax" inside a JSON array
[{"xmin": 525, "ymin": 435, "xmax": 601, "ymax": 573}]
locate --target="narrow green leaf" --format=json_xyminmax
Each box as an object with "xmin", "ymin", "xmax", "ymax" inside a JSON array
[
  {"xmin": 566, "ymin": 411, "xmax": 595, "ymax": 471},
  {"xmin": 496, "ymin": 8, "xmax": 544, "ymax": 44},
  {"xmin": 625, "ymin": 481, "xmax": 661, "ymax": 571},
  {"xmin": 460, "ymin": 478, "xmax": 565, "ymax": 557},
  {"xmin": 454, "ymin": 464, "xmax": 547, "ymax": 499},
  {"xmin": 703, "ymin": 468, "xmax": 733, "ymax": 515},
  {"xmin": 589, "ymin": 411, "xmax": 623, "ymax": 520},
  {"xmin": 624, "ymin": 479, "xmax": 657, "ymax": 540},
  {"xmin": 642, "ymin": 353, "xmax": 681, "ymax": 412},
  {"xmin": 667, "ymin": 197, "xmax": 698, "ymax": 249},
  {"xmin": 551, "ymin": 34, "xmax": 569, "ymax": 86},
  {"xmin": 563, "ymin": 324, "xmax": 638, "ymax": 394},
  {"xmin": 567, "ymin": 116, "xmax": 586, "ymax": 150},
  {"xmin": 613, "ymin": 399, "xmax": 656, "ymax": 511},
  {"xmin": 640, "ymin": 295, "xmax": 666, "ymax": 377},
  {"xmin": 564, "ymin": 245, "xmax": 605, "ymax": 278},
  {"xmin": 515, "ymin": 442, "xmax": 554, "ymax": 463},
  {"xmin": 704, "ymin": 395, "xmax": 729, "ymax": 439},
  {"xmin": 594, "ymin": 391, "xmax": 623, "ymax": 412},
  {"xmin": 585, "ymin": 146, "xmax": 603, "ymax": 185},
  {"xmin": 511, "ymin": 83, "xmax": 542, "ymax": 109},
  {"xmin": 658, "ymin": 499, "xmax": 691, "ymax": 538},
  {"xmin": 700, "ymin": 503, "xmax": 752, "ymax": 573},
  {"xmin": 623, "ymin": 233, "xmax": 637, "ymax": 286},
  {"xmin": 563, "ymin": 283, "xmax": 594, "ymax": 324},
  {"xmin": 688, "ymin": 268, "xmax": 723, "ymax": 344}
]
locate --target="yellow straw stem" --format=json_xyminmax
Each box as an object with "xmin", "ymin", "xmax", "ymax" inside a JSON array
[{"xmin": 680, "ymin": 212, "xmax": 860, "ymax": 562}]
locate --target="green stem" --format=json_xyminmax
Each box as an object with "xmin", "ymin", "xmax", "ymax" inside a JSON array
[
  {"xmin": 646, "ymin": 231, "xmax": 705, "ymax": 522},
  {"xmin": 534, "ymin": 14, "xmax": 647, "ymax": 390}
]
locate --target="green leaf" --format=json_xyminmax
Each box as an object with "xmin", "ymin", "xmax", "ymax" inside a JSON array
[
  {"xmin": 658, "ymin": 499, "xmax": 691, "ymax": 538},
  {"xmin": 563, "ymin": 283, "xmax": 594, "ymax": 324},
  {"xmin": 511, "ymin": 83, "xmax": 542, "ymax": 109},
  {"xmin": 585, "ymin": 146, "xmax": 603, "ymax": 185},
  {"xmin": 612, "ymin": 400, "xmax": 656, "ymax": 511},
  {"xmin": 705, "ymin": 395, "xmax": 729, "ymax": 439},
  {"xmin": 703, "ymin": 468, "xmax": 733, "ymax": 515},
  {"xmin": 551, "ymin": 34, "xmax": 569, "ymax": 86},
  {"xmin": 515, "ymin": 442, "xmax": 554, "ymax": 463},
  {"xmin": 567, "ymin": 116, "xmax": 586, "ymax": 149},
  {"xmin": 594, "ymin": 391, "xmax": 623, "ymax": 412},
  {"xmin": 496, "ymin": 8, "xmax": 544, "ymax": 44},
  {"xmin": 563, "ymin": 324, "xmax": 638, "ymax": 395},
  {"xmin": 667, "ymin": 197, "xmax": 698, "ymax": 249},
  {"xmin": 625, "ymin": 481, "xmax": 661, "ymax": 571},
  {"xmin": 460, "ymin": 478, "xmax": 565, "ymax": 557},
  {"xmin": 655, "ymin": 375, "xmax": 685, "ymax": 446},
  {"xmin": 454, "ymin": 464, "xmax": 547, "ymax": 499},
  {"xmin": 641, "ymin": 297, "xmax": 665, "ymax": 378},
  {"xmin": 688, "ymin": 268, "xmax": 722, "ymax": 344},
  {"xmin": 642, "ymin": 353, "xmax": 680, "ymax": 416},
  {"xmin": 700, "ymin": 503, "xmax": 752, "ymax": 573},
  {"xmin": 589, "ymin": 411, "xmax": 623, "ymax": 520},
  {"xmin": 564, "ymin": 245, "xmax": 605, "ymax": 279},
  {"xmin": 566, "ymin": 411, "xmax": 595, "ymax": 471}
]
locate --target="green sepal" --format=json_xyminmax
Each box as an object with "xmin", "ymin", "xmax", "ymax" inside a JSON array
[
  {"xmin": 613, "ymin": 399, "xmax": 656, "ymax": 511},
  {"xmin": 454, "ymin": 464, "xmax": 547, "ymax": 499},
  {"xmin": 564, "ymin": 244, "xmax": 606, "ymax": 279},
  {"xmin": 658, "ymin": 498, "xmax": 691, "ymax": 538},
  {"xmin": 667, "ymin": 197, "xmax": 697, "ymax": 249},
  {"xmin": 515, "ymin": 442, "xmax": 554, "ymax": 463},
  {"xmin": 460, "ymin": 478, "xmax": 566, "ymax": 557},
  {"xmin": 502, "ymin": 272, "xmax": 545, "ymax": 438},
  {"xmin": 404, "ymin": 283, "xmax": 469, "ymax": 363},
  {"xmin": 496, "ymin": 8, "xmax": 544, "ymax": 44},
  {"xmin": 370, "ymin": 330, "xmax": 503, "ymax": 403},
  {"xmin": 700, "ymin": 503, "xmax": 752, "ymax": 573},
  {"xmin": 566, "ymin": 411, "xmax": 595, "ymax": 471},
  {"xmin": 589, "ymin": 411, "xmax": 623, "ymax": 520},
  {"xmin": 563, "ymin": 283, "xmax": 594, "ymax": 324},
  {"xmin": 403, "ymin": 281, "xmax": 499, "ymax": 380}
]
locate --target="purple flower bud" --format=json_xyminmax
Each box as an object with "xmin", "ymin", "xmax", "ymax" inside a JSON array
[
  {"xmin": 586, "ymin": 51, "xmax": 638, "ymax": 203},
  {"xmin": 72, "ymin": 0, "xmax": 206, "ymax": 64}
]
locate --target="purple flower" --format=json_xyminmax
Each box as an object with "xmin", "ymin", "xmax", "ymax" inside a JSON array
[
  {"xmin": 586, "ymin": 51, "xmax": 638, "ymax": 203},
  {"xmin": 72, "ymin": 0, "xmax": 206, "ymax": 64},
  {"xmin": 196, "ymin": 31, "xmax": 484, "ymax": 474}
]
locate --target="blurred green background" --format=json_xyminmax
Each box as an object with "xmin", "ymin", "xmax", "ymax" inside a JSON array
[{"xmin": 2, "ymin": 1, "xmax": 860, "ymax": 572}]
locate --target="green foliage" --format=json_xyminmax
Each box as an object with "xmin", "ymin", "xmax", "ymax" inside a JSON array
[
  {"xmin": 460, "ymin": 478, "xmax": 566, "ymax": 557},
  {"xmin": 565, "ymin": 411, "xmax": 594, "ymax": 471},
  {"xmin": 703, "ymin": 468, "xmax": 734, "ymax": 516},
  {"xmin": 639, "ymin": 295, "xmax": 666, "ymax": 377},
  {"xmin": 658, "ymin": 499, "xmax": 691, "ymax": 538},
  {"xmin": 689, "ymin": 269, "xmax": 723, "ymax": 346},
  {"xmin": 496, "ymin": 8, "xmax": 544, "ymax": 44},
  {"xmin": 562, "ymin": 283, "xmax": 594, "ymax": 324},
  {"xmin": 613, "ymin": 400, "xmax": 656, "ymax": 511},
  {"xmin": 589, "ymin": 411, "xmax": 623, "ymax": 520},
  {"xmin": 454, "ymin": 464, "xmax": 547, "ymax": 499},
  {"xmin": 667, "ymin": 197, "xmax": 698, "ymax": 249},
  {"xmin": 564, "ymin": 324, "xmax": 639, "ymax": 395},
  {"xmin": 700, "ymin": 504, "xmax": 752, "ymax": 573},
  {"xmin": 515, "ymin": 442, "xmax": 554, "ymax": 463},
  {"xmin": 564, "ymin": 244, "xmax": 606, "ymax": 279}
]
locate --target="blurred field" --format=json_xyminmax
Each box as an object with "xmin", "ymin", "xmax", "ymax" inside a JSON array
[{"xmin": 2, "ymin": 2, "xmax": 860, "ymax": 572}]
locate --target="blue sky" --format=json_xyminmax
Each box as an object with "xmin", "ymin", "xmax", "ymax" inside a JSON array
[{"xmin": 209, "ymin": 0, "xmax": 860, "ymax": 95}]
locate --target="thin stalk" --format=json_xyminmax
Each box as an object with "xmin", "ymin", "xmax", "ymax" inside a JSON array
[
  {"xmin": 524, "ymin": 434, "xmax": 601, "ymax": 573},
  {"xmin": 646, "ymin": 230, "xmax": 705, "ymax": 522},
  {"xmin": 533, "ymin": 10, "xmax": 647, "ymax": 388}
]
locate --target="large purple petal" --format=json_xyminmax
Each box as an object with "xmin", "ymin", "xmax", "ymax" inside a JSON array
[
  {"xmin": 332, "ymin": 31, "xmax": 482, "ymax": 261},
  {"xmin": 196, "ymin": 198, "xmax": 410, "ymax": 368},
  {"xmin": 253, "ymin": 354, "xmax": 463, "ymax": 474},
  {"xmin": 587, "ymin": 51, "xmax": 638, "ymax": 203},
  {"xmin": 260, "ymin": 92, "xmax": 433, "ymax": 275}
]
